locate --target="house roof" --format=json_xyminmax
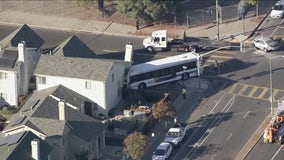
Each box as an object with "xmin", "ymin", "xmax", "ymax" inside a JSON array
[
  {"xmin": 0, "ymin": 131, "xmax": 52, "ymax": 160},
  {"xmin": 34, "ymin": 54, "xmax": 116, "ymax": 81},
  {"xmin": 3, "ymin": 85, "xmax": 106, "ymax": 142},
  {"xmin": 43, "ymin": 35, "xmax": 96, "ymax": 58},
  {"xmin": 0, "ymin": 24, "xmax": 44, "ymax": 49},
  {"xmin": 0, "ymin": 48, "xmax": 18, "ymax": 69}
]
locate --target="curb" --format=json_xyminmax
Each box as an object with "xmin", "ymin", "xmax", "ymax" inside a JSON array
[{"xmin": 234, "ymin": 114, "xmax": 271, "ymax": 160}]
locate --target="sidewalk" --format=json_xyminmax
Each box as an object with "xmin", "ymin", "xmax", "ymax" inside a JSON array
[
  {"xmin": 0, "ymin": 6, "xmax": 267, "ymax": 43},
  {"xmin": 141, "ymin": 78, "xmax": 210, "ymax": 160}
]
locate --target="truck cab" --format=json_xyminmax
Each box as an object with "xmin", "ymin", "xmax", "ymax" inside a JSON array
[
  {"xmin": 164, "ymin": 123, "xmax": 189, "ymax": 147},
  {"xmin": 143, "ymin": 30, "xmax": 168, "ymax": 53}
]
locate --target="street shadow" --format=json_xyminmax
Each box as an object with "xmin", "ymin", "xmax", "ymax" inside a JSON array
[
  {"xmin": 237, "ymin": 67, "xmax": 284, "ymax": 81},
  {"xmin": 204, "ymin": 58, "xmax": 257, "ymax": 75},
  {"xmin": 189, "ymin": 143, "xmax": 233, "ymax": 159},
  {"xmin": 188, "ymin": 112, "xmax": 233, "ymax": 131}
]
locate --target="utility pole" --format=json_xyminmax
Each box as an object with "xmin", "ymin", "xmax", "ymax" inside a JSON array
[
  {"xmin": 216, "ymin": 0, "xmax": 220, "ymax": 40},
  {"xmin": 197, "ymin": 53, "xmax": 201, "ymax": 88},
  {"xmin": 242, "ymin": 9, "xmax": 245, "ymax": 37}
]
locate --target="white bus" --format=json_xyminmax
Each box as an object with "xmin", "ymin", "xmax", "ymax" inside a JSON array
[{"xmin": 126, "ymin": 52, "xmax": 203, "ymax": 89}]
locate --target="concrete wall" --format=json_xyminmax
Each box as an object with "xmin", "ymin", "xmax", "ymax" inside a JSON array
[
  {"xmin": 0, "ymin": 70, "xmax": 17, "ymax": 106},
  {"xmin": 105, "ymin": 62, "xmax": 125, "ymax": 115}
]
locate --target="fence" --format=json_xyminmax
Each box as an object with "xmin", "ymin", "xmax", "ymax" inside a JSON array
[{"xmin": 178, "ymin": 0, "xmax": 274, "ymax": 28}]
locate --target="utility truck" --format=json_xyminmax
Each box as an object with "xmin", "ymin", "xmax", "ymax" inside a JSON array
[
  {"xmin": 143, "ymin": 30, "xmax": 231, "ymax": 54},
  {"xmin": 164, "ymin": 122, "xmax": 189, "ymax": 147}
]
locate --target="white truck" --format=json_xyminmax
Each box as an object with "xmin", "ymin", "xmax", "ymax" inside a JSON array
[
  {"xmin": 164, "ymin": 123, "xmax": 189, "ymax": 147},
  {"xmin": 142, "ymin": 30, "xmax": 231, "ymax": 54}
]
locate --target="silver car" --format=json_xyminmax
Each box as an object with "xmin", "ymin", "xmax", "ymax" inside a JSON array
[
  {"xmin": 253, "ymin": 36, "xmax": 280, "ymax": 52},
  {"xmin": 152, "ymin": 142, "xmax": 173, "ymax": 160}
]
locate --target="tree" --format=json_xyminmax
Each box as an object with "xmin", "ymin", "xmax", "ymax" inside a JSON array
[
  {"xmin": 246, "ymin": 0, "xmax": 259, "ymax": 17},
  {"xmin": 151, "ymin": 99, "xmax": 176, "ymax": 121},
  {"xmin": 115, "ymin": 0, "xmax": 182, "ymax": 30},
  {"xmin": 75, "ymin": 0, "xmax": 105, "ymax": 15},
  {"xmin": 247, "ymin": 0, "xmax": 258, "ymax": 5},
  {"xmin": 123, "ymin": 131, "xmax": 149, "ymax": 160}
]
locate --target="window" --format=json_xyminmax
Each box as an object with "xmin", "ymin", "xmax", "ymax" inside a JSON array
[
  {"xmin": 38, "ymin": 76, "xmax": 46, "ymax": 84},
  {"xmin": 112, "ymin": 73, "xmax": 114, "ymax": 82},
  {"xmin": 0, "ymin": 93, "xmax": 7, "ymax": 100},
  {"xmin": 0, "ymin": 72, "xmax": 7, "ymax": 79},
  {"xmin": 85, "ymin": 81, "xmax": 91, "ymax": 89}
]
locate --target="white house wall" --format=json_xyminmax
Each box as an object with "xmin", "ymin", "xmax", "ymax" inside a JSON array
[
  {"xmin": 0, "ymin": 70, "xmax": 17, "ymax": 106},
  {"xmin": 36, "ymin": 75, "xmax": 106, "ymax": 114},
  {"xmin": 17, "ymin": 48, "xmax": 41, "ymax": 96},
  {"xmin": 105, "ymin": 63, "xmax": 125, "ymax": 115}
]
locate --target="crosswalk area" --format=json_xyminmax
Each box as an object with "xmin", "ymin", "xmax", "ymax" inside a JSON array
[
  {"xmin": 221, "ymin": 82, "xmax": 284, "ymax": 101},
  {"xmin": 203, "ymin": 49, "xmax": 237, "ymax": 67}
]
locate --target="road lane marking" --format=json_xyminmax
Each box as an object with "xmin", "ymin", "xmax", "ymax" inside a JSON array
[
  {"xmin": 216, "ymin": 50, "xmax": 236, "ymax": 54},
  {"xmin": 243, "ymin": 111, "xmax": 249, "ymax": 119},
  {"xmin": 186, "ymin": 94, "xmax": 236, "ymax": 159},
  {"xmin": 228, "ymin": 83, "xmax": 238, "ymax": 94},
  {"xmin": 257, "ymin": 88, "xmax": 269, "ymax": 99},
  {"xmin": 238, "ymin": 84, "xmax": 248, "ymax": 95},
  {"xmin": 226, "ymin": 133, "xmax": 232, "ymax": 141},
  {"xmin": 247, "ymin": 87, "xmax": 258, "ymax": 97},
  {"xmin": 273, "ymin": 89, "xmax": 279, "ymax": 98},
  {"xmin": 271, "ymin": 19, "xmax": 284, "ymax": 37},
  {"xmin": 271, "ymin": 145, "xmax": 282, "ymax": 160},
  {"xmin": 177, "ymin": 93, "xmax": 227, "ymax": 159},
  {"xmin": 248, "ymin": 87, "xmax": 258, "ymax": 97}
]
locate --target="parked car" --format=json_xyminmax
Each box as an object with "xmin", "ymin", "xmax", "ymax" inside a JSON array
[
  {"xmin": 253, "ymin": 36, "xmax": 280, "ymax": 52},
  {"xmin": 152, "ymin": 142, "xmax": 173, "ymax": 160},
  {"xmin": 271, "ymin": 0, "xmax": 284, "ymax": 18}
]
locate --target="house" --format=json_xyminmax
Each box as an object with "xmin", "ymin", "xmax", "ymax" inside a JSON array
[
  {"xmin": 0, "ymin": 24, "xmax": 44, "ymax": 107},
  {"xmin": 43, "ymin": 35, "xmax": 96, "ymax": 58},
  {"xmin": 0, "ymin": 131, "xmax": 52, "ymax": 160},
  {"xmin": 2, "ymin": 85, "xmax": 106, "ymax": 160},
  {"xmin": 34, "ymin": 53, "xmax": 126, "ymax": 117}
]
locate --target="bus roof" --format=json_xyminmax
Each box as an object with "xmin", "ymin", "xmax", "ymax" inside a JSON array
[{"xmin": 129, "ymin": 52, "xmax": 197, "ymax": 76}]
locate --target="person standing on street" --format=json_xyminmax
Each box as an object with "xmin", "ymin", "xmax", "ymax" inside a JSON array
[
  {"xmin": 182, "ymin": 86, "xmax": 187, "ymax": 100},
  {"xmin": 214, "ymin": 60, "xmax": 219, "ymax": 73}
]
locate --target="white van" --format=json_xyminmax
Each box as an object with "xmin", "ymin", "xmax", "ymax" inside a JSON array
[{"xmin": 271, "ymin": 0, "xmax": 284, "ymax": 18}]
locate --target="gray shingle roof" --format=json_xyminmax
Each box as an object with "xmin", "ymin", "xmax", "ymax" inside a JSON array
[
  {"xmin": 3, "ymin": 85, "xmax": 106, "ymax": 141},
  {"xmin": 0, "ymin": 131, "xmax": 52, "ymax": 160},
  {"xmin": 34, "ymin": 54, "xmax": 114, "ymax": 81},
  {"xmin": 0, "ymin": 24, "xmax": 44, "ymax": 49},
  {"xmin": 0, "ymin": 48, "xmax": 18, "ymax": 69},
  {"xmin": 44, "ymin": 35, "xmax": 96, "ymax": 58}
]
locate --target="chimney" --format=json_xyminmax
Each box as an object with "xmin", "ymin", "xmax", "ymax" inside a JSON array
[
  {"xmin": 124, "ymin": 43, "xmax": 133, "ymax": 64},
  {"xmin": 31, "ymin": 139, "xmax": 40, "ymax": 160},
  {"xmin": 58, "ymin": 100, "xmax": 66, "ymax": 121},
  {"xmin": 18, "ymin": 41, "xmax": 26, "ymax": 62}
]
